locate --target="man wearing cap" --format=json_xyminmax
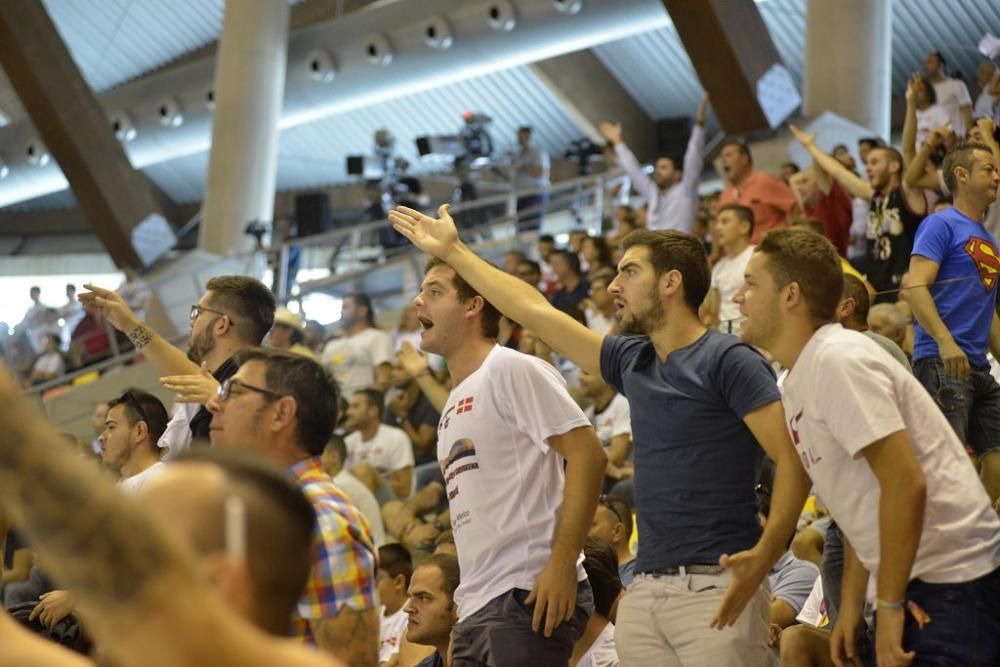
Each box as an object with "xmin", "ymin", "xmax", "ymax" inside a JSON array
[{"xmin": 269, "ymin": 308, "xmax": 318, "ymax": 360}]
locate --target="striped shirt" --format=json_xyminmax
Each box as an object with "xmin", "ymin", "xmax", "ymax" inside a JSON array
[{"xmin": 289, "ymin": 457, "xmax": 378, "ymax": 642}]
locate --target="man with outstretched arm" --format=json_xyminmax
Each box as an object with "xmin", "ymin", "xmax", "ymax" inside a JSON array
[{"xmin": 389, "ymin": 204, "xmax": 812, "ymax": 665}]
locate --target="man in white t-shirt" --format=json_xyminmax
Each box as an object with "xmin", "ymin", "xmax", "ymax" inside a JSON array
[
  {"xmin": 322, "ymin": 293, "xmax": 394, "ymax": 394},
  {"xmin": 377, "ymin": 544, "xmax": 412, "ymax": 666},
  {"xmin": 974, "ymin": 62, "xmax": 999, "ymax": 122},
  {"xmin": 405, "ymin": 255, "xmax": 606, "ymax": 666},
  {"xmin": 579, "ymin": 369, "xmax": 632, "ymax": 487},
  {"xmin": 583, "ymin": 270, "xmax": 618, "ymax": 337},
  {"xmin": 924, "ymin": 51, "xmax": 974, "ymax": 138},
  {"xmin": 322, "ymin": 435, "xmax": 387, "ymax": 547},
  {"xmin": 736, "ymin": 228, "xmax": 1000, "ymax": 666},
  {"xmin": 99, "ymin": 389, "xmax": 169, "ymax": 494},
  {"xmin": 703, "ymin": 203, "xmax": 755, "ymax": 334},
  {"xmin": 344, "ymin": 388, "xmax": 414, "ymax": 505}
]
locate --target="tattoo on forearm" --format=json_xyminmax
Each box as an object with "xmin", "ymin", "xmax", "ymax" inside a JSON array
[
  {"xmin": 127, "ymin": 324, "xmax": 154, "ymax": 350},
  {"xmin": 314, "ymin": 607, "xmax": 379, "ymax": 667},
  {"xmin": 0, "ymin": 390, "xmax": 175, "ymax": 610}
]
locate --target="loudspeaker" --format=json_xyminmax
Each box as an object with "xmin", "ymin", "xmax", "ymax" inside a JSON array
[
  {"xmin": 295, "ymin": 193, "xmax": 332, "ymax": 239},
  {"xmin": 655, "ymin": 116, "xmax": 693, "ymax": 159}
]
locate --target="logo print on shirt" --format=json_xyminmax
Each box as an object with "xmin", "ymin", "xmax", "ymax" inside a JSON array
[
  {"xmin": 788, "ymin": 409, "xmax": 822, "ymax": 470},
  {"xmin": 456, "ymin": 396, "xmax": 475, "ymax": 414},
  {"xmin": 963, "ymin": 238, "xmax": 1000, "ymax": 291},
  {"xmin": 441, "ymin": 438, "xmax": 479, "ymax": 502},
  {"xmin": 789, "ymin": 410, "xmax": 803, "ymax": 447}
]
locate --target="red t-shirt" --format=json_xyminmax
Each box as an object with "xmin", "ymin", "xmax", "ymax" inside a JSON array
[
  {"xmin": 720, "ymin": 170, "xmax": 796, "ymax": 244},
  {"xmin": 806, "ymin": 180, "xmax": 853, "ymax": 257}
]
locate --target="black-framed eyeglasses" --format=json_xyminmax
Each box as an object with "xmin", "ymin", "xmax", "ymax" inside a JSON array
[
  {"xmin": 599, "ymin": 494, "xmax": 630, "ymax": 526},
  {"xmin": 217, "ymin": 377, "xmax": 283, "ymax": 403},
  {"xmin": 191, "ymin": 304, "xmax": 233, "ymax": 323},
  {"xmin": 118, "ymin": 390, "xmax": 150, "ymax": 427}
]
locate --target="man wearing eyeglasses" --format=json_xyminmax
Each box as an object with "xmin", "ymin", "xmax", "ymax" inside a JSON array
[
  {"xmin": 81, "ymin": 276, "xmax": 276, "ymax": 458},
  {"xmin": 207, "ymin": 347, "xmax": 380, "ymax": 667}
]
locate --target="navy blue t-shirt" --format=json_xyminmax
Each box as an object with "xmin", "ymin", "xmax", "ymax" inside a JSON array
[
  {"xmin": 911, "ymin": 207, "xmax": 1000, "ymax": 369},
  {"xmin": 600, "ymin": 330, "xmax": 780, "ymax": 572}
]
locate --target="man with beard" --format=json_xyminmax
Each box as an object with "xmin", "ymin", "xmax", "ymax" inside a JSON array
[
  {"xmin": 789, "ymin": 125, "xmax": 927, "ymax": 303},
  {"xmin": 733, "ymin": 228, "xmax": 1000, "ymax": 666},
  {"xmin": 80, "ymin": 276, "xmax": 276, "ymax": 457},
  {"xmin": 388, "ymin": 204, "xmax": 811, "ymax": 666}
]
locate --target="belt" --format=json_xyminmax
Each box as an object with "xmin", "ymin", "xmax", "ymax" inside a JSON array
[{"xmin": 641, "ymin": 564, "xmax": 726, "ymax": 577}]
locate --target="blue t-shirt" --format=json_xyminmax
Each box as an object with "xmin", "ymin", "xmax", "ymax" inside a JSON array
[
  {"xmin": 911, "ymin": 207, "xmax": 1000, "ymax": 368},
  {"xmin": 600, "ymin": 330, "xmax": 780, "ymax": 572}
]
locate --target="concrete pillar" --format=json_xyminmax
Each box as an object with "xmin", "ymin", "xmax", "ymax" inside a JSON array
[
  {"xmin": 200, "ymin": 0, "xmax": 290, "ymax": 256},
  {"xmin": 804, "ymin": 0, "xmax": 892, "ymax": 139}
]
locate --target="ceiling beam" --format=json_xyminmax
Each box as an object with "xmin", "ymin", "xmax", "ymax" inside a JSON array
[
  {"xmin": 660, "ymin": 0, "xmax": 784, "ymax": 134},
  {"xmin": 529, "ymin": 49, "xmax": 658, "ymax": 162},
  {"xmin": 0, "ymin": 1, "xmax": 176, "ymax": 268}
]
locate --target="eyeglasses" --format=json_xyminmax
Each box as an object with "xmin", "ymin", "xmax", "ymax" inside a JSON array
[
  {"xmin": 599, "ymin": 494, "xmax": 630, "ymax": 526},
  {"xmin": 217, "ymin": 377, "xmax": 283, "ymax": 403},
  {"xmin": 118, "ymin": 390, "xmax": 150, "ymax": 427},
  {"xmin": 191, "ymin": 304, "xmax": 233, "ymax": 323}
]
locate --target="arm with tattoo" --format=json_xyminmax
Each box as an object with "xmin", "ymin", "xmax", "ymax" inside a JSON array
[{"xmin": 311, "ymin": 607, "xmax": 379, "ymax": 667}]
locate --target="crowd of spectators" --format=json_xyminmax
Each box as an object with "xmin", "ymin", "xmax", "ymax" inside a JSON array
[{"xmin": 1, "ymin": 47, "xmax": 1000, "ymax": 667}]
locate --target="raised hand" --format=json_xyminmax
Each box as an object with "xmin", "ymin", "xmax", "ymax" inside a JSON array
[
  {"xmin": 160, "ymin": 362, "xmax": 220, "ymax": 404},
  {"xmin": 977, "ymin": 116, "xmax": 997, "ymax": 143},
  {"xmin": 388, "ymin": 204, "xmax": 460, "ymax": 260},
  {"xmin": 79, "ymin": 284, "xmax": 140, "ymax": 333},
  {"xmin": 788, "ymin": 124, "xmax": 816, "ymax": 148},
  {"xmin": 398, "ymin": 341, "xmax": 429, "ymax": 379},
  {"xmin": 598, "ymin": 121, "xmax": 623, "ymax": 145},
  {"xmin": 696, "ymin": 93, "xmax": 710, "ymax": 126}
]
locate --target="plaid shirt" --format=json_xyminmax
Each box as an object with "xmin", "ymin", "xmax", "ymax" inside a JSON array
[{"xmin": 289, "ymin": 457, "xmax": 378, "ymax": 643}]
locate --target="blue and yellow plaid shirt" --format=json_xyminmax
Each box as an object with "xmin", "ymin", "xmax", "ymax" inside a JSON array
[{"xmin": 289, "ymin": 456, "xmax": 378, "ymax": 642}]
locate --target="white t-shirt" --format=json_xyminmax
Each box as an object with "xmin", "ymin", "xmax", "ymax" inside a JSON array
[
  {"xmin": 333, "ymin": 470, "xmax": 387, "ymax": 546},
  {"xmin": 795, "ymin": 576, "xmax": 827, "ymax": 628},
  {"xmin": 974, "ymin": 83, "xmax": 997, "ymax": 121},
  {"xmin": 914, "ymin": 104, "xmax": 950, "ymax": 150},
  {"xmin": 32, "ymin": 351, "xmax": 64, "ymax": 377},
  {"xmin": 577, "ymin": 622, "xmax": 618, "ymax": 667},
  {"xmin": 345, "ymin": 424, "xmax": 415, "ymax": 494},
  {"xmin": 711, "ymin": 244, "xmax": 755, "ymax": 334},
  {"xmin": 438, "ymin": 345, "xmax": 591, "ymax": 620},
  {"xmin": 378, "ymin": 606, "xmax": 408, "ymax": 663},
  {"xmin": 158, "ymin": 402, "xmax": 199, "ymax": 460},
  {"xmin": 932, "ymin": 77, "xmax": 972, "ymax": 138},
  {"xmin": 119, "ymin": 461, "xmax": 165, "ymax": 496},
  {"xmin": 322, "ymin": 327, "xmax": 393, "ymax": 394},
  {"xmin": 584, "ymin": 393, "xmax": 631, "ymax": 455},
  {"xmin": 585, "ymin": 309, "xmax": 615, "ymax": 337},
  {"xmin": 781, "ymin": 324, "xmax": 1000, "ymax": 586}
]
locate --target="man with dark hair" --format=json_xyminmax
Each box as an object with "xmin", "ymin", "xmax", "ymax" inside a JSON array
[
  {"xmin": 789, "ymin": 164, "xmax": 853, "ymax": 257},
  {"xmin": 588, "ymin": 494, "xmax": 636, "ymax": 587},
  {"xmin": 389, "ymin": 204, "xmax": 811, "ymax": 666},
  {"xmin": 322, "ymin": 435, "xmax": 386, "ymax": 546},
  {"xmin": 344, "ymin": 389, "xmax": 414, "ymax": 503},
  {"xmin": 100, "ymin": 389, "xmax": 169, "ymax": 492},
  {"xmin": 600, "ymin": 94, "xmax": 709, "ymax": 233},
  {"xmin": 0, "ymin": 364, "xmax": 347, "ymax": 667},
  {"xmin": 735, "ymin": 228, "xmax": 1000, "ymax": 666},
  {"xmin": 571, "ymin": 537, "xmax": 624, "ymax": 667},
  {"xmin": 503, "ymin": 249, "xmax": 526, "ymax": 275},
  {"xmin": 905, "ymin": 141, "xmax": 1000, "ymax": 502},
  {"xmin": 924, "ymin": 50, "xmax": 974, "ymax": 138},
  {"xmin": 550, "ymin": 249, "xmax": 590, "ymax": 314},
  {"xmin": 584, "ymin": 270, "xmax": 617, "ymax": 336},
  {"xmin": 511, "ymin": 125, "xmax": 550, "ymax": 231},
  {"xmin": 837, "ymin": 274, "xmax": 910, "ymax": 369},
  {"xmin": 719, "ymin": 139, "xmax": 795, "ymax": 243},
  {"xmin": 404, "ymin": 554, "xmax": 461, "ymax": 667},
  {"xmin": 377, "ymin": 543, "xmax": 413, "ymax": 665},
  {"xmin": 322, "ymin": 292, "xmax": 393, "ymax": 394},
  {"xmin": 81, "ymin": 275, "xmax": 276, "ymax": 456},
  {"xmin": 207, "ymin": 348, "xmax": 379, "ymax": 667},
  {"xmin": 515, "ymin": 258, "xmax": 542, "ymax": 289},
  {"xmin": 387, "ymin": 218, "xmax": 607, "ymax": 666},
  {"xmin": 790, "ymin": 124, "xmax": 927, "ymax": 303},
  {"xmin": 780, "ymin": 161, "xmax": 800, "ymax": 184},
  {"xmin": 704, "ymin": 203, "xmax": 755, "ymax": 334}
]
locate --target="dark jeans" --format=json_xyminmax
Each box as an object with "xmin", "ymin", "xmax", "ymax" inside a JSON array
[
  {"xmin": 890, "ymin": 567, "xmax": 1000, "ymax": 666},
  {"xmin": 914, "ymin": 357, "xmax": 1000, "ymax": 457},
  {"xmin": 452, "ymin": 580, "xmax": 593, "ymax": 667},
  {"xmin": 821, "ymin": 522, "xmax": 844, "ymax": 628},
  {"xmin": 516, "ymin": 193, "xmax": 548, "ymax": 233}
]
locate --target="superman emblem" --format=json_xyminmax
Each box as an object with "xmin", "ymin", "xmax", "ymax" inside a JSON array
[{"xmin": 964, "ymin": 237, "xmax": 1000, "ymax": 291}]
